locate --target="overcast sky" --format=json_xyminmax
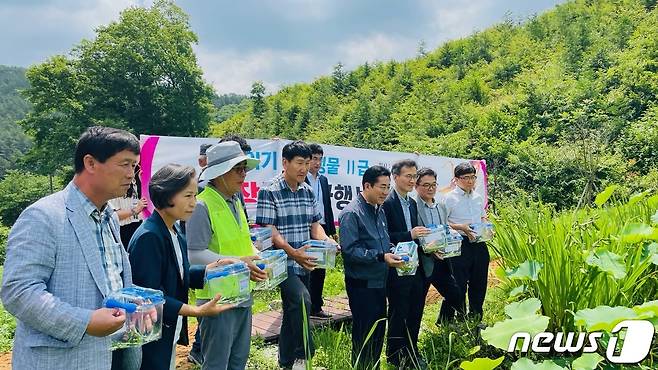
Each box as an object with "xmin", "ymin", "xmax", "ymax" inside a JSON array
[{"xmin": 0, "ymin": 0, "xmax": 564, "ymax": 95}]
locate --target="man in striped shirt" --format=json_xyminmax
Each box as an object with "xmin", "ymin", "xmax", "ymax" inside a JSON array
[{"xmin": 256, "ymin": 141, "xmax": 336, "ymax": 370}]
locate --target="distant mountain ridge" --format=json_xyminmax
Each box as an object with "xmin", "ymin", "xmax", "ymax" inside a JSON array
[{"xmin": 213, "ymin": 0, "xmax": 658, "ymax": 209}]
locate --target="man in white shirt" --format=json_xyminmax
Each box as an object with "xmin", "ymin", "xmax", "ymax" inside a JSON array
[{"xmin": 441, "ymin": 162, "xmax": 489, "ymax": 320}]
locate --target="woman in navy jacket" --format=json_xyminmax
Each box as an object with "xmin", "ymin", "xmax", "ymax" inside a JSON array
[{"xmin": 128, "ymin": 164, "xmax": 235, "ymax": 370}]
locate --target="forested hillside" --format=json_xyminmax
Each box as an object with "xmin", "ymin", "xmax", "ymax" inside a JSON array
[
  {"xmin": 0, "ymin": 66, "xmax": 31, "ymax": 176},
  {"xmin": 214, "ymin": 0, "xmax": 658, "ymax": 209}
]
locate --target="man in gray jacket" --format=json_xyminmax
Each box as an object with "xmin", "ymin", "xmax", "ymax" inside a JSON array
[
  {"xmin": 413, "ymin": 167, "xmax": 464, "ymax": 323},
  {"xmin": 1, "ymin": 127, "xmax": 141, "ymax": 370},
  {"xmin": 339, "ymin": 165, "xmax": 404, "ymax": 369}
]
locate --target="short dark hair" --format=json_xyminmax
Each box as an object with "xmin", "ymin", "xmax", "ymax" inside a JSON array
[
  {"xmin": 220, "ymin": 134, "xmax": 251, "ymax": 153},
  {"xmin": 282, "ymin": 140, "xmax": 311, "ymax": 161},
  {"xmin": 149, "ymin": 164, "xmax": 196, "ymax": 209},
  {"xmin": 416, "ymin": 167, "xmax": 437, "ymax": 185},
  {"xmin": 391, "ymin": 159, "xmax": 417, "ymax": 176},
  {"xmin": 362, "ymin": 165, "xmax": 391, "ymax": 187},
  {"xmin": 199, "ymin": 143, "xmax": 213, "ymax": 156},
  {"xmin": 454, "ymin": 162, "xmax": 476, "ymax": 177},
  {"xmin": 74, "ymin": 126, "xmax": 140, "ymax": 173},
  {"xmin": 308, "ymin": 143, "xmax": 324, "ymax": 156}
]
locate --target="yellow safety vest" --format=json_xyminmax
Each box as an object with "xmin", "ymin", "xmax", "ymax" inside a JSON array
[{"xmin": 195, "ymin": 185, "xmax": 253, "ymax": 299}]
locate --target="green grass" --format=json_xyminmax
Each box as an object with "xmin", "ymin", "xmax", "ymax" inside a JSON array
[
  {"xmin": 246, "ymin": 283, "xmax": 510, "ymax": 370},
  {"xmin": 252, "ymin": 254, "xmax": 347, "ymax": 314},
  {"xmin": 252, "ymin": 289, "xmax": 281, "ymax": 314},
  {"xmin": 491, "ymin": 193, "xmax": 658, "ymax": 331}
]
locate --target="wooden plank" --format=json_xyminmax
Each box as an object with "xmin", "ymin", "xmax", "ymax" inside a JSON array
[{"xmin": 251, "ymin": 294, "xmax": 353, "ymax": 343}]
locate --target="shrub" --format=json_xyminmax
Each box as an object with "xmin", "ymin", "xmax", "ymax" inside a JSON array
[{"xmin": 0, "ymin": 170, "xmax": 61, "ymax": 226}]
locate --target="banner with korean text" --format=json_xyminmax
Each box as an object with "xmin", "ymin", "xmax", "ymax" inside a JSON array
[{"xmin": 139, "ymin": 135, "xmax": 488, "ymax": 224}]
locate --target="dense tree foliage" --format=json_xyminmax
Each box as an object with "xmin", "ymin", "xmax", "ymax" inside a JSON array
[
  {"xmin": 18, "ymin": 0, "xmax": 215, "ymax": 174},
  {"xmin": 213, "ymin": 0, "xmax": 658, "ymax": 209},
  {"xmin": 212, "ymin": 93, "xmax": 248, "ymax": 123},
  {"xmin": 212, "ymin": 93, "xmax": 247, "ymax": 108},
  {"xmin": 0, "ymin": 66, "xmax": 31, "ymax": 177},
  {"xmin": 0, "ymin": 170, "xmax": 62, "ymax": 226}
]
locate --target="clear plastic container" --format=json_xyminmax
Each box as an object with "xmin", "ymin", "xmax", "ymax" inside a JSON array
[
  {"xmin": 302, "ymin": 240, "xmax": 337, "ymax": 269},
  {"xmin": 205, "ymin": 262, "xmax": 252, "ymax": 304},
  {"xmin": 438, "ymin": 230, "xmax": 462, "ymax": 258},
  {"xmin": 254, "ymin": 249, "xmax": 288, "ymax": 290},
  {"xmin": 103, "ymin": 286, "xmax": 165, "ymax": 350},
  {"xmin": 470, "ymin": 222, "xmax": 495, "ymax": 243},
  {"xmin": 419, "ymin": 224, "xmax": 449, "ymax": 253},
  {"xmin": 392, "ymin": 241, "xmax": 419, "ymax": 276},
  {"xmin": 250, "ymin": 227, "xmax": 273, "ymax": 251}
]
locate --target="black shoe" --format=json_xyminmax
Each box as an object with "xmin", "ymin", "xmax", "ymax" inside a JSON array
[
  {"xmin": 187, "ymin": 348, "xmax": 203, "ymax": 365},
  {"xmin": 310, "ymin": 309, "xmax": 332, "ymax": 319}
]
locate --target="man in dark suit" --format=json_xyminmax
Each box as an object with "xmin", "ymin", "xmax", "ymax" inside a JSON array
[
  {"xmin": 305, "ymin": 143, "xmax": 337, "ymax": 319},
  {"xmin": 382, "ymin": 159, "xmax": 430, "ymax": 369}
]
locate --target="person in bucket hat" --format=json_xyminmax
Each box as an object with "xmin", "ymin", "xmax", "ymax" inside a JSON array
[
  {"xmin": 198, "ymin": 141, "xmax": 258, "ymax": 180},
  {"xmin": 187, "ymin": 141, "xmax": 267, "ymax": 370}
]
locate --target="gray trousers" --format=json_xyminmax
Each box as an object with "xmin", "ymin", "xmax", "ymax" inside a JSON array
[
  {"xmin": 196, "ymin": 303, "xmax": 252, "ymax": 370},
  {"xmin": 278, "ymin": 268, "xmax": 315, "ymax": 367}
]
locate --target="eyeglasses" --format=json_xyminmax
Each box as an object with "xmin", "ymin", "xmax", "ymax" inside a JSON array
[
  {"xmin": 232, "ymin": 166, "xmax": 248, "ymax": 174},
  {"xmin": 401, "ymin": 174, "xmax": 419, "ymax": 181},
  {"xmin": 374, "ymin": 184, "xmax": 391, "ymax": 191},
  {"xmin": 419, "ymin": 182, "xmax": 437, "ymax": 189},
  {"xmin": 311, "ymin": 156, "xmax": 323, "ymax": 162},
  {"xmin": 458, "ymin": 175, "xmax": 477, "ymax": 181}
]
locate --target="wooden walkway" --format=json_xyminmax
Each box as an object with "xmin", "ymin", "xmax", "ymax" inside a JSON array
[{"xmin": 251, "ymin": 296, "xmax": 352, "ymax": 342}]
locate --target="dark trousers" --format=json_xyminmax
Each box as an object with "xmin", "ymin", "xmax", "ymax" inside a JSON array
[
  {"xmin": 110, "ymin": 348, "xmax": 140, "ymax": 370},
  {"xmin": 426, "ymin": 259, "xmax": 465, "ymax": 323},
  {"xmin": 191, "ymin": 326, "xmax": 202, "ymax": 354},
  {"xmin": 279, "ymin": 268, "xmax": 314, "ymax": 367},
  {"xmin": 451, "ymin": 240, "xmax": 489, "ymax": 317},
  {"xmin": 309, "ymin": 268, "xmax": 325, "ymax": 313},
  {"xmin": 385, "ymin": 268, "xmax": 425, "ymax": 367},
  {"xmin": 345, "ymin": 277, "xmax": 386, "ymax": 369},
  {"xmin": 310, "ymin": 226, "xmax": 333, "ymax": 313}
]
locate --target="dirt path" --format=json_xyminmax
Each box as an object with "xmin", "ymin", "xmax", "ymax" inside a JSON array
[{"xmin": 0, "ymin": 323, "xmax": 200, "ymax": 370}]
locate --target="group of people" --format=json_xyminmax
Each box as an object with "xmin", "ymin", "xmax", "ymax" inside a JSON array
[
  {"xmin": 340, "ymin": 161, "xmax": 489, "ymax": 369},
  {"xmin": 0, "ymin": 126, "xmax": 489, "ymax": 370}
]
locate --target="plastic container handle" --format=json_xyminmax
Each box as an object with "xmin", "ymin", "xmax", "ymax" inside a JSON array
[
  {"xmin": 105, "ymin": 298, "xmax": 137, "ymax": 313},
  {"xmin": 401, "ymin": 256, "xmax": 410, "ymax": 262},
  {"xmin": 256, "ymin": 263, "xmax": 266, "ymax": 270},
  {"xmin": 206, "ymin": 271, "xmax": 230, "ymax": 280}
]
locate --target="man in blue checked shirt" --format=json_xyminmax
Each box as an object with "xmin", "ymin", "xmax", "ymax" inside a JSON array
[
  {"xmin": 1, "ymin": 127, "xmax": 141, "ymax": 370},
  {"xmin": 256, "ymin": 140, "xmax": 337, "ymax": 370}
]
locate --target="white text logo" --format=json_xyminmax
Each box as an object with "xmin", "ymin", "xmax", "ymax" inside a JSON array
[{"xmin": 508, "ymin": 320, "xmax": 655, "ymax": 364}]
